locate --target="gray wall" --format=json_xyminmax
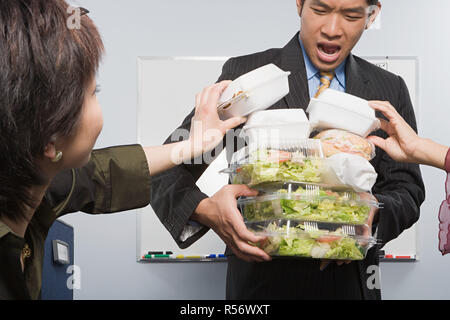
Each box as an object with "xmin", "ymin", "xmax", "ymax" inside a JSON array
[{"xmin": 60, "ymin": 0, "xmax": 450, "ymax": 299}]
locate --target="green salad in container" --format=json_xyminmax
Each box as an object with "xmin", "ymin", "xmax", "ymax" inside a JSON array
[
  {"xmin": 251, "ymin": 221, "xmax": 373, "ymax": 260},
  {"xmin": 241, "ymin": 186, "xmax": 372, "ymax": 225},
  {"xmin": 231, "ymin": 149, "xmax": 323, "ymax": 186}
]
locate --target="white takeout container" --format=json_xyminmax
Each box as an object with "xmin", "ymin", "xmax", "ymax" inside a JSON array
[
  {"xmin": 218, "ymin": 64, "xmax": 291, "ymax": 120},
  {"xmin": 306, "ymin": 89, "xmax": 381, "ymax": 137},
  {"xmin": 241, "ymin": 109, "xmax": 311, "ymax": 145}
]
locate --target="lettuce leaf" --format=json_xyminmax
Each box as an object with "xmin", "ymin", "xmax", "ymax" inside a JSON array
[
  {"xmin": 232, "ymin": 149, "xmax": 323, "ymax": 186},
  {"xmin": 256, "ymin": 223, "xmax": 367, "ymax": 260},
  {"xmin": 242, "ymin": 187, "xmax": 371, "ymax": 224}
]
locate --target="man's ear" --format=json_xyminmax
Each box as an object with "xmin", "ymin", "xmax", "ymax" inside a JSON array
[
  {"xmin": 365, "ymin": 3, "xmax": 382, "ymax": 30},
  {"xmin": 296, "ymin": 0, "xmax": 304, "ymax": 17}
]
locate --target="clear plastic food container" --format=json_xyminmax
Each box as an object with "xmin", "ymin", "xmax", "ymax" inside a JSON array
[
  {"xmin": 217, "ymin": 64, "xmax": 291, "ymax": 120},
  {"xmin": 306, "ymin": 89, "xmax": 381, "ymax": 138},
  {"xmin": 220, "ymin": 140, "xmax": 325, "ymax": 188},
  {"xmin": 238, "ymin": 182, "xmax": 380, "ymax": 225},
  {"xmin": 247, "ymin": 219, "xmax": 378, "ymax": 260}
]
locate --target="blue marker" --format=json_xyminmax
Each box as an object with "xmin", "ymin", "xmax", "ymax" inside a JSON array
[
  {"xmin": 206, "ymin": 254, "xmax": 216, "ymax": 259},
  {"xmin": 218, "ymin": 254, "xmax": 226, "ymax": 258}
]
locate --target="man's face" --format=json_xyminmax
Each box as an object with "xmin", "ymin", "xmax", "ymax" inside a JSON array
[{"xmin": 297, "ymin": 0, "xmax": 379, "ymax": 72}]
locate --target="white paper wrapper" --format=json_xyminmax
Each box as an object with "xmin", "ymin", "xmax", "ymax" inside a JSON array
[{"xmin": 321, "ymin": 153, "xmax": 378, "ymax": 193}]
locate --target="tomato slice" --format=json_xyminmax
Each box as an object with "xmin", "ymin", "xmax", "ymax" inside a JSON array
[
  {"xmin": 317, "ymin": 235, "xmax": 342, "ymax": 243},
  {"xmin": 268, "ymin": 150, "xmax": 292, "ymax": 163}
]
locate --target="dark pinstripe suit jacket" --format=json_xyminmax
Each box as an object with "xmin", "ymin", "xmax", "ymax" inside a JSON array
[{"xmin": 150, "ymin": 33, "xmax": 425, "ymax": 300}]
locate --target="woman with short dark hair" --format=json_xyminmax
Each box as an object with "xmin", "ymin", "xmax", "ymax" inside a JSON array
[{"xmin": 0, "ymin": 0, "xmax": 248, "ymax": 299}]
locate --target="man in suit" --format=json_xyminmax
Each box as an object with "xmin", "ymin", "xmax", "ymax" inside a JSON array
[{"xmin": 150, "ymin": 0, "xmax": 425, "ymax": 299}]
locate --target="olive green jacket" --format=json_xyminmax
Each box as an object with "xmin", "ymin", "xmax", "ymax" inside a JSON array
[{"xmin": 0, "ymin": 145, "xmax": 151, "ymax": 300}]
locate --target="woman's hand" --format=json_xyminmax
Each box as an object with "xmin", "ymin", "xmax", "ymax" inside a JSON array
[
  {"xmin": 367, "ymin": 101, "xmax": 421, "ymax": 163},
  {"xmin": 143, "ymin": 81, "xmax": 246, "ymax": 176},
  {"xmin": 189, "ymin": 81, "xmax": 246, "ymax": 157},
  {"xmin": 367, "ymin": 101, "xmax": 449, "ymax": 170}
]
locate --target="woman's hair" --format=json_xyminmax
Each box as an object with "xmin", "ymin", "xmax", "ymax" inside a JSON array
[{"xmin": 0, "ymin": 0, "xmax": 104, "ymax": 222}]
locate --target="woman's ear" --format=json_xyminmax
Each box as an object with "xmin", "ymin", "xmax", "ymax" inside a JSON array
[
  {"xmin": 44, "ymin": 139, "xmax": 57, "ymax": 161},
  {"xmin": 365, "ymin": 4, "xmax": 381, "ymax": 30}
]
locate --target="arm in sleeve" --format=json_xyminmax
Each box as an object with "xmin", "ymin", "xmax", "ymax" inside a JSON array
[
  {"xmin": 372, "ymin": 76, "xmax": 426, "ymax": 245},
  {"xmin": 0, "ymin": 234, "xmax": 31, "ymax": 300},
  {"xmin": 46, "ymin": 144, "xmax": 151, "ymax": 216},
  {"xmin": 149, "ymin": 59, "xmax": 238, "ymax": 249}
]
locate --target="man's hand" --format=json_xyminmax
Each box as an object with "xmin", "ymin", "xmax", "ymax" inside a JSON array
[
  {"xmin": 192, "ymin": 185, "xmax": 272, "ymax": 263},
  {"xmin": 320, "ymin": 192, "xmax": 379, "ymax": 271}
]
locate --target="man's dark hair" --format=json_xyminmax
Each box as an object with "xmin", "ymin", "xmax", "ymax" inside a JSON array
[
  {"xmin": 301, "ymin": 0, "xmax": 379, "ymax": 6},
  {"xmin": 0, "ymin": 0, "xmax": 104, "ymax": 222}
]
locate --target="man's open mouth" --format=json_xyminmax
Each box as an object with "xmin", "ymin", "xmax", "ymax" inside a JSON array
[{"xmin": 317, "ymin": 43, "xmax": 342, "ymax": 63}]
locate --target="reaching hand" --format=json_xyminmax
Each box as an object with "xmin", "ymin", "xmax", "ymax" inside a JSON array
[
  {"xmin": 367, "ymin": 101, "xmax": 421, "ymax": 163},
  {"xmin": 189, "ymin": 81, "xmax": 246, "ymax": 157}
]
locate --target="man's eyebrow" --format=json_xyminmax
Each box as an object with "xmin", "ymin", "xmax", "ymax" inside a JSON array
[
  {"xmin": 341, "ymin": 7, "xmax": 366, "ymax": 15},
  {"xmin": 311, "ymin": 0, "xmax": 332, "ymax": 10}
]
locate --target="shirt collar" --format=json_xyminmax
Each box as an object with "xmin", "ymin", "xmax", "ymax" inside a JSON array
[{"xmin": 299, "ymin": 35, "xmax": 347, "ymax": 88}]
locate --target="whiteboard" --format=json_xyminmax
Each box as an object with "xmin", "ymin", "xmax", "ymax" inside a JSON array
[
  {"xmin": 364, "ymin": 57, "xmax": 420, "ymax": 261},
  {"xmin": 136, "ymin": 56, "xmax": 419, "ymax": 262},
  {"xmin": 136, "ymin": 57, "xmax": 230, "ymax": 261}
]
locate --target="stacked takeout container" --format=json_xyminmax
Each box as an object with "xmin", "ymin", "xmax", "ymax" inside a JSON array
[{"xmin": 219, "ymin": 64, "xmax": 381, "ymax": 261}]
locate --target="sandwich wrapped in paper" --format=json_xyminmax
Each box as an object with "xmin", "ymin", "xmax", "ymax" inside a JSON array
[
  {"xmin": 321, "ymin": 153, "xmax": 378, "ymax": 193},
  {"xmin": 312, "ymin": 129, "xmax": 378, "ymax": 192},
  {"xmin": 313, "ymin": 129, "xmax": 376, "ymax": 161}
]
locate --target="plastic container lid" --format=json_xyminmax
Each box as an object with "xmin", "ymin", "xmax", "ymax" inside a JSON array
[
  {"xmin": 220, "ymin": 144, "xmax": 325, "ymax": 187},
  {"xmin": 230, "ymin": 141, "xmax": 324, "ymax": 165},
  {"xmin": 237, "ymin": 182, "xmax": 380, "ymax": 225}
]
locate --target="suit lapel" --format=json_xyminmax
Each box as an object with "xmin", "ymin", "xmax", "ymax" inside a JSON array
[
  {"xmin": 345, "ymin": 54, "xmax": 372, "ymax": 99},
  {"xmin": 279, "ymin": 33, "xmax": 310, "ymax": 110}
]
